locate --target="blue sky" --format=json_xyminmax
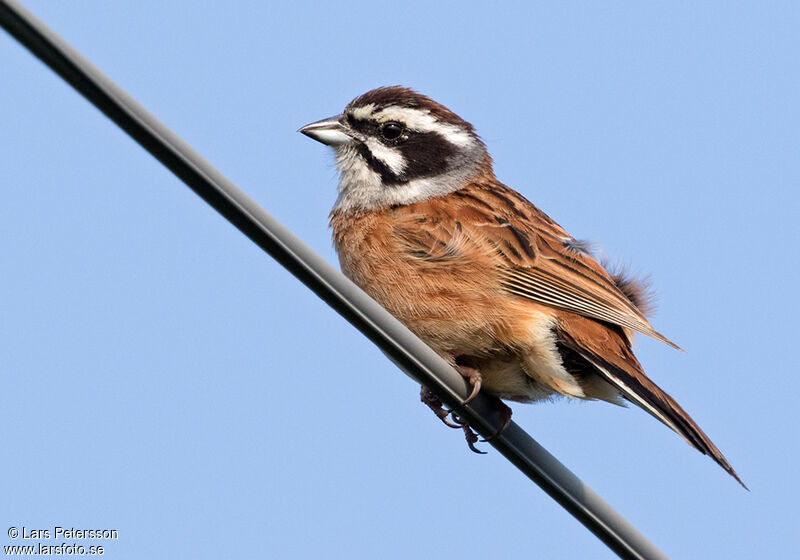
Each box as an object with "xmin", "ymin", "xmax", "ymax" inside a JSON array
[{"xmin": 2, "ymin": 1, "xmax": 798, "ymax": 558}]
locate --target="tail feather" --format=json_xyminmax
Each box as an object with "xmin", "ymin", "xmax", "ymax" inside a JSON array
[{"xmin": 559, "ymin": 331, "xmax": 747, "ymax": 489}]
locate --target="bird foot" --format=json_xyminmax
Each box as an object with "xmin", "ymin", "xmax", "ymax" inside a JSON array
[
  {"xmin": 454, "ymin": 364, "xmax": 482, "ymax": 405},
  {"xmin": 420, "ymin": 386, "xmax": 461, "ymax": 429},
  {"xmin": 421, "ymin": 377, "xmax": 513, "ymax": 454}
]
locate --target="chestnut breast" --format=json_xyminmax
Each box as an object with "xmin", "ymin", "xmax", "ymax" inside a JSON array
[{"xmin": 329, "ymin": 199, "xmax": 515, "ymax": 357}]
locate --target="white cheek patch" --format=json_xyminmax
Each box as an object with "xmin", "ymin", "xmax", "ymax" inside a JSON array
[
  {"xmin": 331, "ymin": 144, "xmax": 461, "ymax": 213},
  {"xmin": 335, "ymin": 146, "xmax": 380, "ymax": 188},
  {"xmin": 363, "ymin": 138, "xmax": 406, "ymax": 174},
  {"xmin": 333, "ymin": 145, "xmax": 381, "ymax": 210},
  {"xmin": 373, "ymin": 106, "xmax": 474, "ymax": 147}
]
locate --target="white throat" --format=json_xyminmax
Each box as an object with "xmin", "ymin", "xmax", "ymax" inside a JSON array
[{"xmin": 331, "ymin": 140, "xmax": 485, "ymax": 214}]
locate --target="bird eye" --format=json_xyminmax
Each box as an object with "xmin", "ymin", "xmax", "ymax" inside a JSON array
[{"xmin": 381, "ymin": 122, "xmax": 404, "ymax": 140}]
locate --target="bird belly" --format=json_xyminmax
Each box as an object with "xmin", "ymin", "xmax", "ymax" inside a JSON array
[
  {"xmin": 458, "ymin": 309, "xmax": 586, "ymax": 402},
  {"xmin": 467, "ymin": 357, "xmax": 554, "ymax": 402}
]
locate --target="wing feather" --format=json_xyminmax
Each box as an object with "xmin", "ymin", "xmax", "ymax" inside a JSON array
[
  {"xmin": 386, "ymin": 181, "xmax": 743, "ymax": 486},
  {"xmin": 392, "ymin": 181, "xmax": 681, "ymax": 349},
  {"xmin": 498, "ymin": 267, "xmax": 680, "ymax": 349},
  {"xmin": 557, "ymin": 325, "xmax": 745, "ymax": 488}
]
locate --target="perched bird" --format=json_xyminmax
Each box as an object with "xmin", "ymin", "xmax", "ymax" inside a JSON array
[{"xmin": 299, "ymin": 86, "xmax": 743, "ymax": 487}]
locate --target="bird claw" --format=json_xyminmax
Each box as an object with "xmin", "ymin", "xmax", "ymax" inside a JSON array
[
  {"xmin": 441, "ymin": 412, "xmax": 463, "ymax": 429},
  {"xmin": 463, "ymin": 424, "xmax": 487, "ymax": 454},
  {"xmin": 455, "ymin": 364, "xmax": 482, "ymax": 405}
]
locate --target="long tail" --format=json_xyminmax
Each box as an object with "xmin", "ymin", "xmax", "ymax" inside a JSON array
[{"xmin": 559, "ymin": 331, "xmax": 747, "ymax": 489}]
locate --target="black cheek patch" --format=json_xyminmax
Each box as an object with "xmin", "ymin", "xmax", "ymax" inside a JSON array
[
  {"xmin": 398, "ymin": 132, "xmax": 456, "ymax": 181},
  {"xmin": 354, "ymin": 130, "xmax": 459, "ymax": 188}
]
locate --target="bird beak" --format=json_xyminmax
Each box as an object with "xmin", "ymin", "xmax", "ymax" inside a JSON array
[{"xmin": 298, "ymin": 114, "xmax": 352, "ymax": 146}]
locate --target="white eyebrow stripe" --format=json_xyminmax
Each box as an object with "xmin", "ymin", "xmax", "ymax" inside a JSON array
[
  {"xmin": 349, "ymin": 104, "xmax": 376, "ymax": 120},
  {"xmin": 373, "ymin": 106, "xmax": 474, "ymax": 147},
  {"xmin": 363, "ymin": 138, "xmax": 407, "ymax": 174}
]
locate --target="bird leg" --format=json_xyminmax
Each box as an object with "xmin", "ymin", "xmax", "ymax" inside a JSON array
[
  {"xmin": 419, "ymin": 363, "xmax": 481, "ymax": 428},
  {"xmin": 448, "ymin": 364, "xmax": 489, "ymax": 452},
  {"xmin": 449, "ymin": 396, "xmax": 512, "ymax": 451},
  {"xmin": 420, "ymin": 363, "xmax": 509, "ymax": 454},
  {"xmin": 478, "ymin": 395, "xmax": 513, "ymax": 443},
  {"xmin": 420, "ymin": 386, "xmax": 461, "ymax": 428},
  {"xmin": 420, "ymin": 385, "xmax": 485, "ymax": 452}
]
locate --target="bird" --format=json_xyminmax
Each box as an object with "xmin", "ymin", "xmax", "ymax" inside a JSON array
[{"xmin": 299, "ymin": 85, "xmax": 744, "ymax": 487}]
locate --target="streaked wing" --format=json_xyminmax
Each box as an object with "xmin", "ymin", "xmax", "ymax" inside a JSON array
[
  {"xmin": 392, "ymin": 181, "xmax": 680, "ymax": 349},
  {"xmin": 498, "ymin": 267, "xmax": 679, "ymax": 349},
  {"xmin": 390, "ymin": 181, "xmax": 745, "ymax": 485}
]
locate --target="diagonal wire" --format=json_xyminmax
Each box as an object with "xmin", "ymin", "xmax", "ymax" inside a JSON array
[{"xmin": 0, "ymin": 1, "xmax": 669, "ymax": 558}]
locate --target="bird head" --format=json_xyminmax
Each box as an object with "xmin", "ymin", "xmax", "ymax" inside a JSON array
[{"xmin": 300, "ymin": 86, "xmax": 491, "ymax": 213}]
